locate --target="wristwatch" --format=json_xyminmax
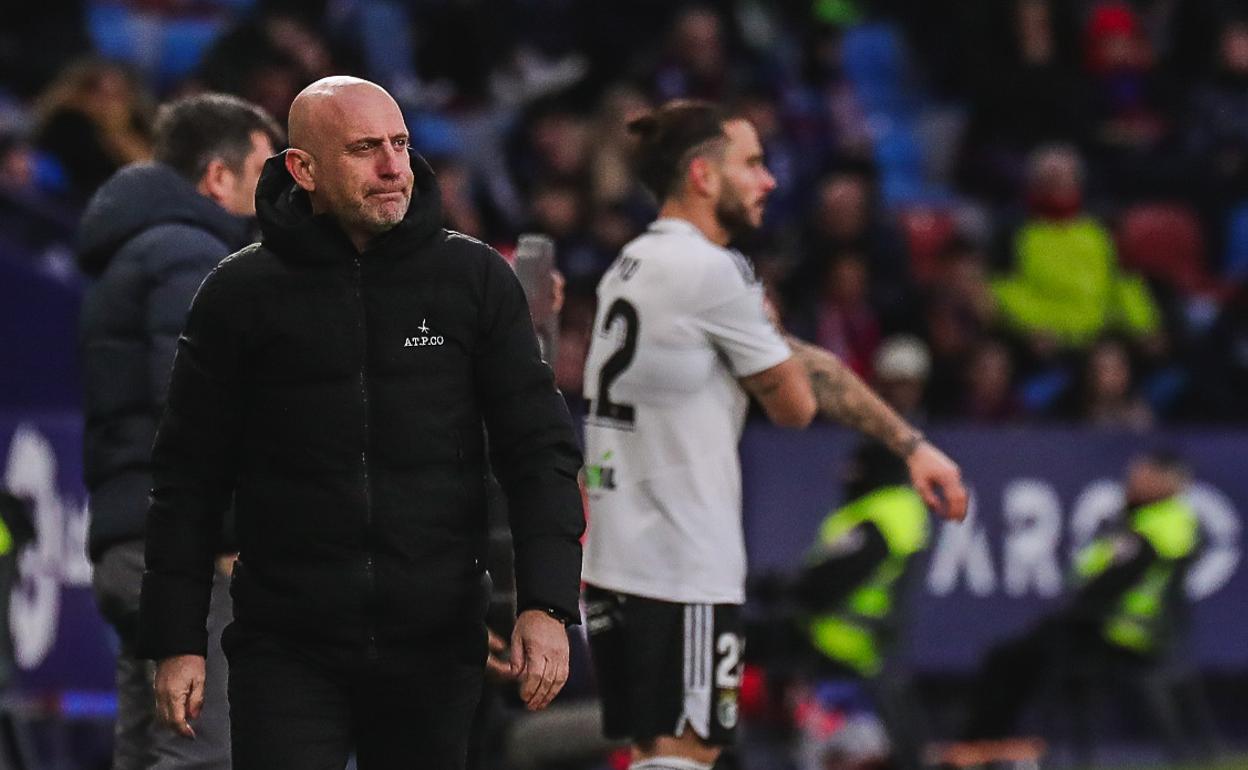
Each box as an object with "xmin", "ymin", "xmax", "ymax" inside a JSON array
[{"xmin": 525, "ymin": 605, "xmax": 575, "ymax": 626}]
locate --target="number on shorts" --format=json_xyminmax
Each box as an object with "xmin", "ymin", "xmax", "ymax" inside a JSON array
[{"xmin": 715, "ymin": 632, "xmax": 743, "ymax": 688}]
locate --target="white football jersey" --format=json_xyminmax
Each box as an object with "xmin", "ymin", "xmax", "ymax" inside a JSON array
[{"xmin": 581, "ymin": 218, "xmax": 792, "ymax": 604}]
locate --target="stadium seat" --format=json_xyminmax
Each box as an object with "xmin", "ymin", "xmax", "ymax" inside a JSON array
[
  {"xmin": 841, "ymin": 25, "xmax": 907, "ymax": 87},
  {"xmin": 1116, "ymin": 203, "xmax": 1209, "ymax": 295},
  {"xmin": 1222, "ymin": 200, "xmax": 1248, "ymax": 281},
  {"xmin": 160, "ymin": 19, "xmax": 227, "ymax": 83}
]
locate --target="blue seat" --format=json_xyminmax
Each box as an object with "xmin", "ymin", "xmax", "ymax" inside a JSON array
[
  {"xmin": 86, "ymin": 4, "xmax": 137, "ymax": 62},
  {"xmin": 1223, "ymin": 200, "xmax": 1248, "ymax": 281},
  {"xmin": 160, "ymin": 19, "xmax": 226, "ymax": 83},
  {"xmin": 841, "ymin": 24, "xmax": 906, "ymax": 86}
]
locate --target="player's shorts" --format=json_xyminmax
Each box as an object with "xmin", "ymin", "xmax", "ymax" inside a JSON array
[{"xmin": 583, "ymin": 584, "xmax": 744, "ymax": 746}]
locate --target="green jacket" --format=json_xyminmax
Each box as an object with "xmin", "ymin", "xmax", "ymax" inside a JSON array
[
  {"xmin": 805, "ymin": 486, "xmax": 929, "ymax": 676},
  {"xmin": 1073, "ymin": 496, "xmax": 1199, "ymax": 654},
  {"xmin": 993, "ymin": 216, "xmax": 1160, "ymax": 347}
]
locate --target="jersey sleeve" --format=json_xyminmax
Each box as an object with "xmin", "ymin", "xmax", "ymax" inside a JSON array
[{"xmin": 693, "ymin": 252, "xmax": 792, "ymax": 378}]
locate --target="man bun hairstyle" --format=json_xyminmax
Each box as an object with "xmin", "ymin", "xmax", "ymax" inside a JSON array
[
  {"xmin": 627, "ymin": 99, "xmax": 729, "ymax": 202},
  {"xmin": 154, "ymin": 93, "xmax": 285, "ymax": 184}
]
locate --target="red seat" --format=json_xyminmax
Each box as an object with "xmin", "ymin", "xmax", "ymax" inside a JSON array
[
  {"xmin": 1116, "ymin": 203, "xmax": 1208, "ymax": 294},
  {"xmin": 897, "ymin": 206, "xmax": 956, "ymax": 284}
]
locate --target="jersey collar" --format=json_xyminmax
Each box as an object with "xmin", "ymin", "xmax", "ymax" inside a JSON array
[{"xmin": 649, "ymin": 217, "xmax": 710, "ymax": 241}]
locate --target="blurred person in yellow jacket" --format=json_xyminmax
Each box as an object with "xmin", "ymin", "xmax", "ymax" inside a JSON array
[
  {"xmin": 962, "ymin": 450, "xmax": 1198, "ymax": 741},
  {"xmin": 993, "ymin": 145, "xmax": 1161, "ymax": 357},
  {"xmin": 749, "ymin": 442, "xmax": 931, "ymax": 770}
]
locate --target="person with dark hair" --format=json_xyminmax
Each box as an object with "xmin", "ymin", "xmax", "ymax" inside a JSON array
[
  {"xmin": 139, "ymin": 77, "xmax": 584, "ymax": 770},
  {"xmin": 33, "ymin": 57, "xmax": 155, "ymax": 203},
  {"xmin": 77, "ymin": 92, "xmax": 282, "ymax": 770},
  {"xmin": 772, "ymin": 441, "xmax": 931, "ymax": 770},
  {"xmin": 582, "ymin": 99, "xmax": 966, "ymax": 770},
  {"xmin": 960, "ymin": 450, "xmax": 1199, "ymax": 744}
]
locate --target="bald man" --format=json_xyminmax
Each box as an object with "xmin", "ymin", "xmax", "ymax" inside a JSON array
[{"xmin": 137, "ymin": 77, "xmax": 585, "ymax": 770}]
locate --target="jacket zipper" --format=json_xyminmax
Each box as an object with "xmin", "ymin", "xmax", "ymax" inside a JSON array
[{"xmin": 355, "ymin": 256, "xmax": 379, "ymax": 661}]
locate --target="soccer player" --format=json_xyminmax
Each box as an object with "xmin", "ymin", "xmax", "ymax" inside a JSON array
[{"xmin": 582, "ymin": 100, "xmax": 967, "ymax": 770}]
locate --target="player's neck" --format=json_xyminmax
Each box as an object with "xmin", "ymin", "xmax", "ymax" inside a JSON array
[{"xmin": 658, "ymin": 199, "xmax": 730, "ymax": 247}]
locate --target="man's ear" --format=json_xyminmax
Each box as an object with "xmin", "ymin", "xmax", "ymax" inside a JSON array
[
  {"xmin": 285, "ymin": 148, "xmax": 316, "ymax": 192},
  {"xmin": 687, "ymin": 156, "xmax": 720, "ymax": 200},
  {"xmin": 197, "ymin": 158, "xmax": 233, "ymax": 206}
]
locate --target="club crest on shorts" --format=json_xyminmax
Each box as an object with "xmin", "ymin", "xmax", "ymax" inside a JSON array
[{"xmin": 717, "ymin": 690, "xmax": 739, "ymax": 729}]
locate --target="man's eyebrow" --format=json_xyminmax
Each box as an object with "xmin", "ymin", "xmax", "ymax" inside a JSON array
[{"xmin": 344, "ymin": 132, "xmax": 410, "ymax": 148}]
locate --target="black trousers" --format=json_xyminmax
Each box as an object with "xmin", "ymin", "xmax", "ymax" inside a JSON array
[
  {"xmin": 224, "ymin": 623, "xmax": 485, "ymax": 770},
  {"xmin": 963, "ymin": 617, "xmax": 1135, "ymax": 740}
]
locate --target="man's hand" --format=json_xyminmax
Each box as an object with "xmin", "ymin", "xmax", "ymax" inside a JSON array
[
  {"xmin": 550, "ymin": 270, "xmax": 566, "ymax": 316},
  {"xmin": 907, "ymin": 442, "xmax": 968, "ymax": 522},
  {"xmin": 153, "ymin": 654, "xmax": 206, "ymax": 738},
  {"xmin": 485, "ymin": 627, "xmax": 516, "ymax": 683},
  {"xmin": 215, "ymin": 553, "xmax": 238, "ymax": 578},
  {"xmin": 510, "ymin": 609, "xmax": 570, "ymax": 711}
]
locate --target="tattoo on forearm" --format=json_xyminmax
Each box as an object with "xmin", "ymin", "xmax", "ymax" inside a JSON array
[{"xmin": 787, "ymin": 337, "xmax": 924, "ymax": 457}]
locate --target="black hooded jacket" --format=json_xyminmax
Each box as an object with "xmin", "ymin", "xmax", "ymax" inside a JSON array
[
  {"xmin": 137, "ymin": 152, "xmax": 585, "ymax": 660},
  {"xmin": 78, "ymin": 163, "xmax": 251, "ymax": 560}
]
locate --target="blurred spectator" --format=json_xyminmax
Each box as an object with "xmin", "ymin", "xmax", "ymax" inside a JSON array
[
  {"xmin": 923, "ymin": 236, "xmax": 996, "ymax": 361},
  {"xmin": 1062, "ymin": 336, "xmax": 1156, "ymax": 430},
  {"xmin": 992, "ymin": 144, "xmax": 1162, "ymax": 358},
  {"xmin": 789, "ymin": 167, "xmax": 910, "ymax": 324},
  {"xmin": 922, "ymin": 237, "xmax": 997, "ymax": 416},
  {"xmin": 0, "ymin": 0, "xmax": 90, "ymax": 100},
  {"xmin": 508, "ymin": 99, "xmax": 593, "ymax": 195},
  {"xmin": 0, "ymin": 129, "xmax": 81, "ymax": 262},
  {"xmin": 1185, "ymin": 18, "xmax": 1248, "ymax": 205},
  {"xmin": 958, "ymin": 338, "xmax": 1024, "ymax": 423},
  {"xmin": 957, "ymin": 0, "xmax": 1088, "ymax": 203},
  {"xmin": 787, "ymin": 249, "xmax": 881, "ymax": 378},
  {"xmin": 554, "ymin": 293, "xmax": 597, "ymax": 406},
  {"xmin": 32, "ymin": 58, "xmax": 154, "ymax": 203},
  {"xmin": 194, "ymin": 12, "xmax": 338, "ymax": 125},
  {"xmin": 586, "ymin": 85, "xmax": 652, "ymax": 207},
  {"xmin": 787, "ymin": 20, "xmax": 872, "ymax": 165},
  {"xmin": 1083, "ymin": 1, "xmax": 1176, "ymax": 174},
  {"xmin": 872, "ymin": 335, "xmax": 931, "ymax": 421},
  {"xmin": 433, "ymin": 156, "xmax": 490, "ymax": 242},
  {"xmin": 653, "ymin": 6, "xmax": 733, "ymax": 102},
  {"xmin": 0, "ymin": 133, "xmax": 33, "ymax": 192}
]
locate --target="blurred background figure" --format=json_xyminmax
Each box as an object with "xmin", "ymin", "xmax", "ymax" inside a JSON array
[
  {"xmin": 32, "ymin": 58, "xmax": 153, "ymax": 205},
  {"xmin": 961, "ymin": 451, "xmax": 1202, "ymax": 754},
  {"xmin": 77, "ymin": 92, "xmax": 281, "ymax": 770},
  {"xmin": 992, "ymin": 144, "xmax": 1162, "ymax": 365},
  {"xmin": 871, "ymin": 335, "xmax": 931, "ymax": 421},
  {"xmin": 752, "ymin": 442, "xmax": 931, "ymax": 770}
]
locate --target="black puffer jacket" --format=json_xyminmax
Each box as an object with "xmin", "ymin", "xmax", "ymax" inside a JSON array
[
  {"xmin": 138, "ymin": 152, "xmax": 584, "ymax": 659},
  {"xmin": 78, "ymin": 163, "xmax": 251, "ymax": 560}
]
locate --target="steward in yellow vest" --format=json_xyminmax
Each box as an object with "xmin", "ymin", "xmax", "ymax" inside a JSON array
[
  {"xmin": 786, "ymin": 442, "xmax": 931, "ymax": 770},
  {"xmin": 799, "ymin": 444, "xmax": 930, "ymax": 679},
  {"xmin": 963, "ymin": 450, "xmax": 1199, "ymax": 741}
]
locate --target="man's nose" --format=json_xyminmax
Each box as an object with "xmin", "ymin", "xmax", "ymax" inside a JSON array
[
  {"xmin": 377, "ymin": 144, "xmax": 406, "ymax": 178},
  {"xmin": 761, "ymin": 169, "xmax": 777, "ymax": 193}
]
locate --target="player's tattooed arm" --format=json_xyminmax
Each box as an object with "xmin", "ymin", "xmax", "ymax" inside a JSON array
[
  {"xmin": 785, "ymin": 336, "xmax": 969, "ymax": 521},
  {"xmin": 785, "ymin": 336, "xmax": 923, "ymax": 457}
]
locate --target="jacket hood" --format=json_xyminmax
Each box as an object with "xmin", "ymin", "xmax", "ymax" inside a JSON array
[
  {"xmin": 77, "ymin": 162, "xmax": 252, "ymax": 277},
  {"xmin": 255, "ymin": 149, "xmax": 444, "ymax": 263}
]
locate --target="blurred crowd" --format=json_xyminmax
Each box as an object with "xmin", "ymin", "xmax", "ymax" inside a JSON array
[{"xmin": 3, "ymin": 0, "xmax": 1248, "ymax": 425}]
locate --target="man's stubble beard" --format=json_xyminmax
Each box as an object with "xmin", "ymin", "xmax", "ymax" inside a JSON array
[
  {"xmin": 352, "ymin": 193, "xmax": 411, "ymax": 235},
  {"xmin": 714, "ymin": 185, "xmax": 758, "ymax": 239}
]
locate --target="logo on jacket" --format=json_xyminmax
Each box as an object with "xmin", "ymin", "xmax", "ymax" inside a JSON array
[{"xmin": 405, "ymin": 318, "xmax": 444, "ymax": 347}]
